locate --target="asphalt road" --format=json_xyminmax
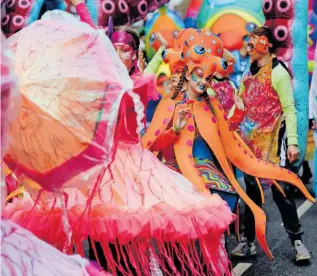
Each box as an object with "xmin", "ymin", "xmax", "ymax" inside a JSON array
[{"xmin": 230, "ymin": 162, "xmax": 317, "ymax": 276}]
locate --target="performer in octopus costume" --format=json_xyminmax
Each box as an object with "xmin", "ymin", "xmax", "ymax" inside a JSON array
[
  {"xmin": 148, "ymin": 29, "xmax": 239, "ymax": 212},
  {"xmin": 0, "ymin": 31, "xmax": 110, "ymax": 276},
  {"xmin": 142, "ymin": 28, "xmax": 315, "ymax": 261},
  {"xmin": 2, "ymin": 9, "xmax": 235, "ymax": 276}
]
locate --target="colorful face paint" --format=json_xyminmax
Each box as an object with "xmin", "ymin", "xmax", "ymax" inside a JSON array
[
  {"xmin": 190, "ymin": 68, "xmax": 209, "ymax": 93},
  {"xmin": 114, "ymin": 44, "xmax": 134, "ymax": 60},
  {"xmin": 191, "ymin": 68, "xmax": 204, "ymax": 82}
]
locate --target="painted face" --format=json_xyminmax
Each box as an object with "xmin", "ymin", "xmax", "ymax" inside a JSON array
[
  {"xmin": 113, "ymin": 43, "xmax": 136, "ymax": 70},
  {"xmin": 246, "ymin": 35, "xmax": 272, "ymax": 60},
  {"xmin": 156, "ymin": 74, "xmax": 171, "ymax": 96},
  {"xmin": 170, "ymin": 68, "xmax": 184, "ymax": 88},
  {"xmin": 246, "ymin": 36, "xmax": 261, "ymax": 60},
  {"xmin": 188, "ymin": 68, "xmax": 211, "ymax": 94}
]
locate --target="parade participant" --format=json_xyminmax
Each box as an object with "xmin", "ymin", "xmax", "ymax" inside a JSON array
[
  {"xmin": 74, "ymin": 0, "xmax": 168, "ymax": 127},
  {"xmin": 230, "ymin": 27, "xmax": 311, "ymax": 262},
  {"xmin": 0, "ymin": 31, "xmax": 109, "ymax": 276},
  {"xmin": 3, "ymin": 10, "xmax": 235, "ymax": 276},
  {"xmin": 152, "ymin": 31, "xmax": 239, "ymax": 212},
  {"xmin": 143, "ymin": 28, "xmax": 315, "ymax": 261}
]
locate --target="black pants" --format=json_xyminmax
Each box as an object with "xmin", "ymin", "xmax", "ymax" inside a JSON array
[{"xmin": 243, "ymin": 173, "xmax": 303, "ymax": 243}]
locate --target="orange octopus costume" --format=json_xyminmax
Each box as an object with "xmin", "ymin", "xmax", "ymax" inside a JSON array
[{"xmin": 142, "ymin": 28, "xmax": 315, "ymax": 260}]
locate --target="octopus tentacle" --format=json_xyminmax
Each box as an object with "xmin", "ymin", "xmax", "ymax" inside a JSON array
[
  {"xmin": 255, "ymin": 177, "xmax": 265, "ymax": 205},
  {"xmin": 193, "ymin": 101, "xmax": 273, "ymax": 260},
  {"xmin": 173, "ymin": 104, "xmax": 207, "ymax": 192},
  {"xmin": 210, "ymin": 97, "xmax": 315, "ymax": 203},
  {"xmin": 272, "ymin": 180, "xmax": 287, "ymax": 198}
]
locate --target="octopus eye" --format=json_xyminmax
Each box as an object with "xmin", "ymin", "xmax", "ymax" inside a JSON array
[
  {"xmin": 162, "ymin": 49, "xmax": 167, "ymax": 59},
  {"xmin": 277, "ymin": 0, "xmax": 291, "ymax": 13},
  {"xmin": 246, "ymin": 22, "xmax": 257, "ymax": 33},
  {"xmin": 138, "ymin": 0, "xmax": 148, "ymax": 15},
  {"xmin": 262, "ymin": 0, "xmax": 273, "ymax": 13},
  {"xmin": 220, "ymin": 58, "xmax": 228, "ymax": 70},
  {"xmin": 150, "ymin": 33, "xmax": 156, "ymax": 43},
  {"xmin": 118, "ymin": 0, "xmax": 129, "ymax": 13},
  {"xmin": 101, "ymin": 0, "xmax": 115, "ymax": 14},
  {"xmin": 18, "ymin": 0, "xmax": 31, "ymax": 9},
  {"xmin": 274, "ymin": 25, "xmax": 288, "ymax": 42},
  {"xmin": 194, "ymin": 45, "xmax": 205, "ymax": 55}
]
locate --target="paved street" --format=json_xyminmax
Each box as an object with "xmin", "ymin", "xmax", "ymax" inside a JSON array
[{"xmin": 230, "ymin": 162, "xmax": 317, "ymax": 276}]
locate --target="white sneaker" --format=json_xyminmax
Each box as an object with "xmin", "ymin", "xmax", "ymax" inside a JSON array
[
  {"xmin": 294, "ymin": 240, "xmax": 311, "ymax": 263},
  {"xmin": 232, "ymin": 237, "xmax": 257, "ymax": 257}
]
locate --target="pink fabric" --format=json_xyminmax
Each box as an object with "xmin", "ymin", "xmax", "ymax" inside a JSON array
[
  {"xmin": 76, "ymin": 3, "xmax": 97, "ymax": 29},
  {"xmin": 1, "ymin": 219, "xmax": 108, "ymax": 276},
  {"xmin": 3, "ymin": 12, "xmax": 128, "ymax": 191},
  {"xmin": 1, "ymin": 30, "xmax": 108, "ymax": 276},
  {"xmin": 4, "ymin": 142, "xmax": 235, "ymax": 275}
]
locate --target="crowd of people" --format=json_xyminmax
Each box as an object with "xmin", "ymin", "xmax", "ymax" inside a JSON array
[{"xmin": 1, "ymin": 1, "xmax": 316, "ymax": 275}]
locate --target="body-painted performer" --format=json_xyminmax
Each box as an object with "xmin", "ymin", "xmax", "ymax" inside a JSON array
[
  {"xmin": 230, "ymin": 27, "xmax": 311, "ymax": 262},
  {"xmin": 3, "ymin": 9, "xmax": 235, "ymax": 276},
  {"xmin": 0, "ymin": 31, "xmax": 109, "ymax": 276},
  {"xmin": 143, "ymin": 28, "xmax": 315, "ymax": 261}
]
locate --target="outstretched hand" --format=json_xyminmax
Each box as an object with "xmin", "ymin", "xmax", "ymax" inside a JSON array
[{"xmin": 174, "ymin": 109, "xmax": 190, "ymax": 131}]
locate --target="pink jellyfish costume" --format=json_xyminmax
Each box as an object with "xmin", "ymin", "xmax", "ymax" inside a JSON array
[{"xmin": 0, "ymin": 31, "xmax": 111, "ymax": 276}]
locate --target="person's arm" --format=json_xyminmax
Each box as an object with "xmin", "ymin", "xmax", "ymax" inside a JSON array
[
  {"xmin": 151, "ymin": 127, "xmax": 180, "ymax": 151},
  {"xmin": 144, "ymin": 33, "xmax": 168, "ymax": 74},
  {"xmin": 150, "ymin": 108, "xmax": 189, "ymax": 151},
  {"xmin": 73, "ymin": 1, "xmax": 97, "ymax": 29},
  {"xmin": 272, "ymin": 65, "xmax": 298, "ymax": 146},
  {"xmin": 228, "ymin": 76, "xmax": 246, "ymax": 129},
  {"xmin": 144, "ymin": 46, "xmax": 165, "ymax": 74}
]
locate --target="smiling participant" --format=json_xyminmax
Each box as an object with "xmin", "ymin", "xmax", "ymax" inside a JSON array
[{"xmin": 143, "ymin": 29, "xmax": 239, "ymax": 215}]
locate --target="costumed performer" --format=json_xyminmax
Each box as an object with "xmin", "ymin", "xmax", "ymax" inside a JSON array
[
  {"xmin": 2, "ymin": 9, "xmax": 235, "ymax": 276},
  {"xmin": 230, "ymin": 27, "xmax": 311, "ymax": 262}
]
